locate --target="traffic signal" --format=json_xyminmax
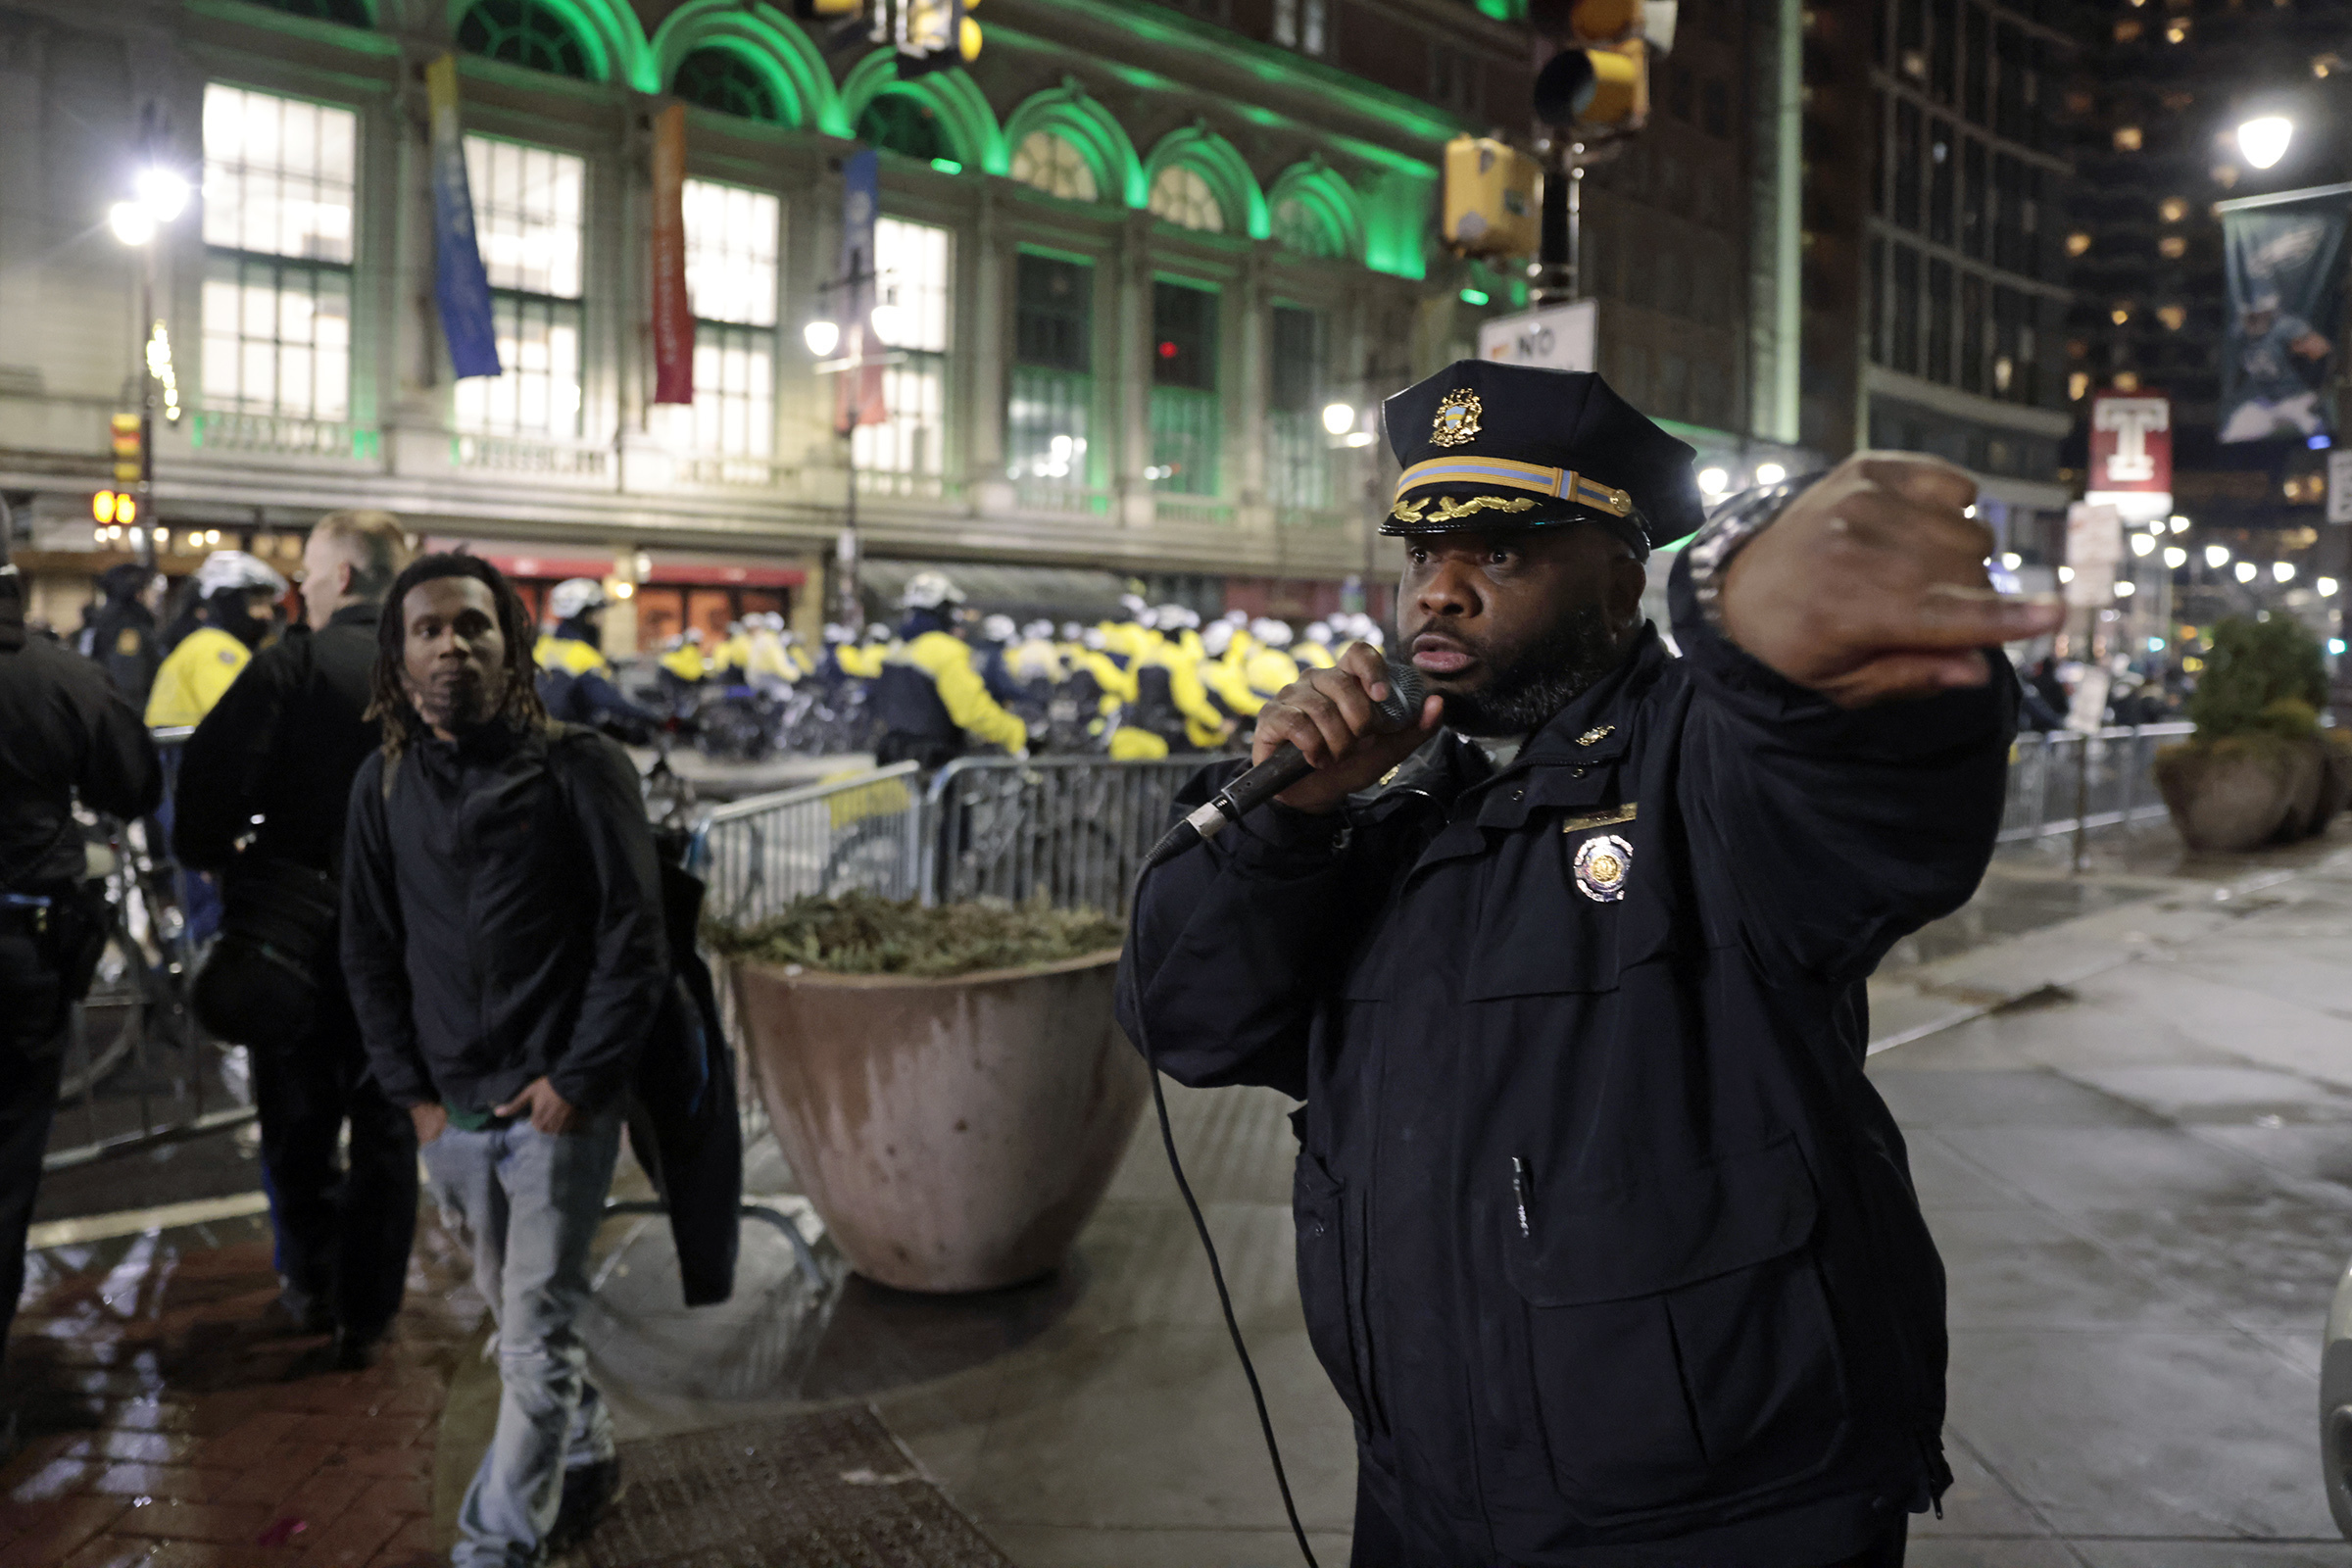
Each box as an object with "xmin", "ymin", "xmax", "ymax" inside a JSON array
[
  {"xmin": 1531, "ymin": 0, "xmax": 1674, "ymax": 130},
  {"xmin": 897, "ymin": 0, "xmax": 979, "ymax": 77},
  {"xmin": 91, "ymin": 490, "xmax": 136, "ymax": 526},
  {"xmin": 110, "ymin": 413, "xmax": 141, "ymax": 483},
  {"xmin": 1443, "ymin": 137, "xmax": 1543, "ymax": 259}
]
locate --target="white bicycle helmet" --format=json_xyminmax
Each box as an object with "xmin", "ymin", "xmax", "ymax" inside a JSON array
[
  {"xmin": 194, "ymin": 550, "xmax": 287, "ymax": 598},
  {"xmin": 548, "ymin": 577, "xmax": 607, "ymax": 622},
  {"xmin": 1250, "ymin": 617, "xmax": 1295, "ymax": 649},
  {"xmin": 982, "ymin": 613, "xmax": 1016, "ymax": 643},
  {"xmin": 902, "ymin": 570, "xmax": 966, "ymax": 611}
]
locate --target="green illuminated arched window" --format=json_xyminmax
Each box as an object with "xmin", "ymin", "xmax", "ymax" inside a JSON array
[
  {"xmin": 858, "ymin": 93, "xmax": 949, "ymax": 163},
  {"xmin": 459, "ymin": 0, "xmax": 592, "ymax": 79},
  {"xmin": 1271, "ymin": 197, "xmax": 1342, "ymax": 259},
  {"xmin": 673, "ymin": 48, "xmax": 780, "ymax": 122},
  {"xmin": 254, "ymin": 0, "xmax": 371, "ymax": 26}
]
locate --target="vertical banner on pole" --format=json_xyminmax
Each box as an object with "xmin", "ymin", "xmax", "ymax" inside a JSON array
[
  {"xmin": 650, "ymin": 104, "xmax": 694, "ymax": 406},
  {"xmin": 426, "ymin": 55, "xmax": 501, "ymax": 381},
  {"xmin": 837, "ymin": 147, "xmax": 887, "ymax": 435},
  {"xmin": 2219, "ymin": 194, "xmax": 2347, "ymax": 444}
]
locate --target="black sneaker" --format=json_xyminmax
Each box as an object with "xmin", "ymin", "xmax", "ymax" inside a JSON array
[{"xmin": 546, "ymin": 1456, "xmax": 621, "ymax": 1553}]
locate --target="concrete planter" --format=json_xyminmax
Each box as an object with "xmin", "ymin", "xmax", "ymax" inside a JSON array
[
  {"xmin": 731, "ymin": 951, "xmax": 1147, "ymax": 1293},
  {"xmin": 2155, "ymin": 739, "xmax": 2312, "ymax": 852}
]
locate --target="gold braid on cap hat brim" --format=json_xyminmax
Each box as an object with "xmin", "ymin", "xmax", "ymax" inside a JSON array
[{"xmin": 1389, "ymin": 495, "xmax": 1539, "ymax": 523}]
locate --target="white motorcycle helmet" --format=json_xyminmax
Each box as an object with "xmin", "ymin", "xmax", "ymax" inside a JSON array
[
  {"xmin": 1202, "ymin": 620, "xmax": 1236, "ymax": 658},
  {"xmin": 902, "ymin": 570, "xmax": 966, "ymax": 612},
  {"xmin": 982, "ymin": 613, "xmax": 1016, "ymax": 644},
  {"xmin": 193, "ymin": 550, "xmax": 288, "ymax": 598},
  {"xmin": 1250, "ymin": 617, "xmax": 1295, "ymax": 649},
  {"xmin": 1304, "ymin": 620, "xmax": 1334, "ymax": 646},
  {"xmin": 548, "ymin": 577, "xmax": 607, "ymax": 623}
]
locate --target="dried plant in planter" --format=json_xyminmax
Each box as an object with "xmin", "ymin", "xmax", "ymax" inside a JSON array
[{"xmin": 707, "ymin": 890, "xmax": 1124, "ymax": 979}]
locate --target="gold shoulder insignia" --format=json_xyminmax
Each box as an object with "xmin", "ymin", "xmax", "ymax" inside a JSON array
[{"xmin": 1576, "ymin": 724, "xmax": 1615, "ymax": 746}]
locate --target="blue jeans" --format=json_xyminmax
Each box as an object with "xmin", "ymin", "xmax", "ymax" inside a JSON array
[{"xmin": 422, "ymin": 1112, "xmax": 621, "ymax": 1568}]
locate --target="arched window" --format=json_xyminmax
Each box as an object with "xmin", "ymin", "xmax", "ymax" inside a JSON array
[
  {"xmin": 1270, "ymin": 197, "xmax": 1342, "ymax": 259},
  {"xmin": 673, "ymin": 49, "xmax": 780, "ymax": 122},
  {"xmin": 858, "ymin": 93, "xmax": 950, "ymax": 162},
  {"xmin": 1149, "ymin": 165, "xmax": 1223, "ymax": 233},
  {"xmin": 254, "ymin": 0, "xmax": 370, "ymax": 25},
  {"xmin": 458, "ymin": 0, "xmax": 592, "ymax": 78},
  {"xmin": 1011, "ymin": 130, "xmax": 1098, "ymax": 202}
]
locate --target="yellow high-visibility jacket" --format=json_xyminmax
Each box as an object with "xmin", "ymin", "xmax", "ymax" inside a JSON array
[
  {"xmin": 788, "ymin": 642, "xmax": 818, "ymax": 677},
  {"xmin": 894, "ymin": 630, "xmax": 1028, "ymax": 753},
  {"xmin": 1149, "ymin": 641, "xmax": 1229, "ymax": 750},
  {"xmin": 146, "ymin": 626, "xmax": 251, "ymax": 728},
  {"xmin": 711, "ymin": 634, "xmax": 752, "ymax": 676},
  {"xmin": 1202, "ymin": 655, "xmax": 1267, "ymax": 717},
  {"xmin": 535, "ymin": 633, "xmax": 607, "ymax": 676},
  {"xmin": 660, "ymin": 646, "xmax": 709, "ymax": 681},
  {"xmin": 745, "ymin": 631, "xmax": 796, "ymax": 683},
  {"xmin": 836, "ymin": 641, "xmax": 892, "ymax": 680},
  {"xmin": 1295, "ymin": 640, "xmax": 1339, "ymax": 670},
  {"xmin": 1244, "ymin": 645, "xmax": 1302, "ymax": 703}
]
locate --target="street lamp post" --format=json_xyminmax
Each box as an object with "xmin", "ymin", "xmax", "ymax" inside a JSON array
[{"xmin": 109, "ymin": 164, "xmax": 187, "ymax": 572}]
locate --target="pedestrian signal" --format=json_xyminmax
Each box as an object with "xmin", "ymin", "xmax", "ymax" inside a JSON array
[
  {"xmin": 110, "ymin": 413, "xmax": 142, "ymax": 483},
  {"xmin": 1444, "ymin": 138, "xmax": 1543, "ymax": 260},
  {"xmin": 1531, "ymin": 0, "xmax": 1669, "ymax": 129},
  {"xmin": 91, "ymin": 490, "xmax": 136, "ymax": 526},
  {"xmin": 897, "ymin": 0, "xmax": 978, "ymax": 75}
]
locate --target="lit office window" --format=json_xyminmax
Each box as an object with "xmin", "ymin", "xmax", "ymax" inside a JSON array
[
  {"xmin": 456, "ymin": 136, "xmax": 585, "ymax": 436},
  {"xmin": 1008, "ymin": 252, "xmax": 1092, "ymax": 496},
  {"xmin": 199, "ymin": 84, "xmax": 358, "ymax": 420},
  {"xmin": 1150, "ymin": 279, "xmax": 1219, "ymax": 495},
  {"xmin": 1011, "ymin": 131, "xmax": 1098, "ymax": 202},
  {"xmin": 856, "ymin": 218, "xmax": 953, "ymax": 482},
  {"xmin": 683, "ymin": 178, "xmax": 780, "ymax": 457}
]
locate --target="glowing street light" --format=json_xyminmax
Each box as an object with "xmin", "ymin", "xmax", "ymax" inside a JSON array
[
  {"xmin": 107, "ymin": 201, "xmax": 157, "ymax": 247},
  {"xmin": 803, "ymin": 318, "xmax": 840, "ymax": 358},
  {"xmin": 2115, "ymin": 579, "xmax": 2136, "ymax": 597},
  {"xmin": 2130, "ymin": 531, "xmax": 2157, "ymax": 557},
  {"xmin": 2234, "ymin": 560, "xmax": 2259, "ymax": 583},
  {"xmin": 2000, "ymin": 552, "xmax": 2023, "ymax": 569},
  {"xmin": 2164, "ymin": 546, "xmax": 2188, "ymax": 569},
  {"xmin": 2274, "ymin": 561, "xmax": 2296, "ymax": 582},
  {"xmin": 133, "ymin": 168, "xmax": 189, "ymax": 222},
  {"xmin": 1697, "ymin": 466, "xmax": 1730, "ymax": 497},
  {"xmin": 1754, "ymin": 462, "xmax": 1788, "ymax": 486},
  {"xmin": 2321, "ymin": 576, "xmax": 2341, "ymax": 597},
  {"xmin": 2238, "ymin": 116, "xmax": 2294, "ymax": 170},
  {"xmin": 2205, "ymin": 543, "xmax": 2231, "ymax": 568},
  {"xmin": 1321, "ymin": 402, "xmax": 1356, "ymax": 436}
]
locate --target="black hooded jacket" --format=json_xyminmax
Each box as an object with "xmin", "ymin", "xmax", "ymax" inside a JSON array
[
  {"xmin": 1117, "ymin": 552, "xmax": 2015, "ymax": 1565},
  {"xmin": 341, "ymin": 718, "xmax": 666, "ymax": 1116},
  {"xmin": 0, "ymin": 571, "xmax": 161, "ymax": 892}
]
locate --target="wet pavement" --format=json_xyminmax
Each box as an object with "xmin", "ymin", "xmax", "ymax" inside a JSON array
[
  {"xmin": 0, "ymin": 1212, "xmax": 480, "ymax": 1568},
  {"xmin": 9, "ymin": 819, "xmax": 2352, "ymax": 1567}
]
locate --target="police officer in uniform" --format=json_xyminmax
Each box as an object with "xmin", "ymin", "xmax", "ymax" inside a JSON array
[
  {"xmin": 0, "ymin": 558, "xmax": 161, "ymax": 1383},
  {"xmin": 871, "ymin": 572, "xmax": 1029, "ymax": 767},
  {"xmin": 534, "ymin": 578, "xmax": 662, "ymax": 743},
  {"xmin": 1120, "ymin": 363, "xmax": 2062, "ymax": 1568},
  {"xmin": 76, "ymin": 564, "xmax": 166, "ymax": 710}
]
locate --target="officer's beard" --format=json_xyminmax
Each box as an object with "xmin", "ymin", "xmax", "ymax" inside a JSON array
[{"xmin": 1442, "ymin": 604, "xmax": 1626, "ymax": 737}]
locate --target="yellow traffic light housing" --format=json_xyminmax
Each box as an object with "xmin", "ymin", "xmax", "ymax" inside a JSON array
[
  {"xmin": 110, "ymin": 412, "xmax": 141, "ymax": 484},
  {"xmin": 1443, "ymin": 137, "xmax": 1543, "ymax": 259}
]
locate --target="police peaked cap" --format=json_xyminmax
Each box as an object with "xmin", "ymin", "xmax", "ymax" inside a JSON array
[{"xmin": 1379, "ymin": 362, "xmax": 1703, "ymax": 561}]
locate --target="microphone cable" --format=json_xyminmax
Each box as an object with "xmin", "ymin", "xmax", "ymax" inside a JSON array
[{"xmin": 1120, "ymin": 858, "xmax": 1323, "ymax": 1568}]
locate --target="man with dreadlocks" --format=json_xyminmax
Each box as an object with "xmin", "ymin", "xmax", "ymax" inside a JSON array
[{"xmin": 341, "ymin": 553, "xmax": 666, "ymax": 1566}]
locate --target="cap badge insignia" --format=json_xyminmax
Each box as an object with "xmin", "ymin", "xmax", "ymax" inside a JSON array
[
  {"xmin": 1573, "ymin": 833, "xmax": 1633, "ymax": 904},
  {"xmin": 1576, "ymin": 724, "xmax": 1615, "ymax": 746},
  {"xmin": 1430, "ymin": 389, "xmax": 1483, "ymax": 448}
]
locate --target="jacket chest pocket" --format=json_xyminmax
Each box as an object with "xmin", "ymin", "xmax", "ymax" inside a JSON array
[
  {"xmin": 1461, "ymin": 790, "xmax": 1633, "ymax": 1001},
  {"xmin": 1497, "ymin": 1137, "xmax": 1849, "ymax": 1522}
]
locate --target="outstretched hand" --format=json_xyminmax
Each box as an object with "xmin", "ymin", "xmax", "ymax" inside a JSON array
[{"xmin": 1718, "ymin": 453, "xmax": 2065, "ymax": 708}]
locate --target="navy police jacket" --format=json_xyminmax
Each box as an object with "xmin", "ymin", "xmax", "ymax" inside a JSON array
[{"xmin": 1117, "ymin": 556, "xmax": 2015, "ymax": 1565}]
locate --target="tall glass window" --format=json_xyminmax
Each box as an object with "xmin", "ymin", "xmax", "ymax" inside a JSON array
[
  {"xmin": 199, "ymin": 85, "xmax": 357, "ymax": 422},
  {"xmin": 1150, "ymin": 280, "xmax": 1219, "ymax": 496},
  {"xmin": 1007, "ymin": 253, "xmax": 1092, "ymax": 496},
  {"xmin": 857, "ymin": 217, "xmax": 953, "ymax": 486},
  {"xmin": 682, "ymin": 178, "xmax": 779, "ymax": 458},
  {"xmin": 1266, "ymin": 305, "xmax": 1328, "ymax": 512},
  {"xmin": 455, "ymin": 136, "xmax": 585, "ymax": 437}
]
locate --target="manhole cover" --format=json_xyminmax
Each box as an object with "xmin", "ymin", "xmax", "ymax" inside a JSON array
[{"xmin": 579, "ymin": 1404, "xmax": 1012, "ymax": 1568}]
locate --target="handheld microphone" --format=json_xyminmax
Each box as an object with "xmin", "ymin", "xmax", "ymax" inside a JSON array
[{"xmin": 1143, "ymin": 658, "xmax": 1429, "ymax": 868}]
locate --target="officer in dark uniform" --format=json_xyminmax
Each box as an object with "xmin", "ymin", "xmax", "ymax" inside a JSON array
[
  {"xmin": 0, "ymin": 559, "xmax": 162, "ymax": 1377},
  {"xmin": 1120, "ymin": 362, "xmax": 2063, "ymax": 1567},
  {"xmin": 172, "ymin": 513, "xmax": 418, "ymax": 1366},
  {"xmin": 75, "ymin": 564, "xmax": 166, "ymax": 711}
]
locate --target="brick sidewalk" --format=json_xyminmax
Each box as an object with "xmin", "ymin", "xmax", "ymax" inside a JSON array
[{"xmin": 0, "ymin": 1213, "xmax": 482, "ymax": 1568}]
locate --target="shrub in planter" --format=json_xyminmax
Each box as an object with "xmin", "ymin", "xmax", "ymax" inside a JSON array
[
  {"xmin": 708, "ymin": 894, "xmax": 1145, "ymax": 1293},
  {"xmin": 2157, "ymin": 616, "xmax": 2338, "ymax": 852}
]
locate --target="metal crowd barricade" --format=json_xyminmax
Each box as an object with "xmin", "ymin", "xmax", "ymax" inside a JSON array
[
  {"xmin": 686, "ymin": 761, "xmax": 926, "ymax": 926},
  {"xmin": 1995, "ymin": 722, "xmax": 2190, "ymax": 846},
  {"xmin": 44, "ymin": 727, "xmax": 258, "ymax": 1174},
  {"xmin": 919, "ymin": 756, "xmax": 1210, "ymax": 914}
]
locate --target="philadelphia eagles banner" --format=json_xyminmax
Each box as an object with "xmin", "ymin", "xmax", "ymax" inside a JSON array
[{"xmin": 2220, "ymin": 190, "xmax": 2347, "ymax": 444}]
